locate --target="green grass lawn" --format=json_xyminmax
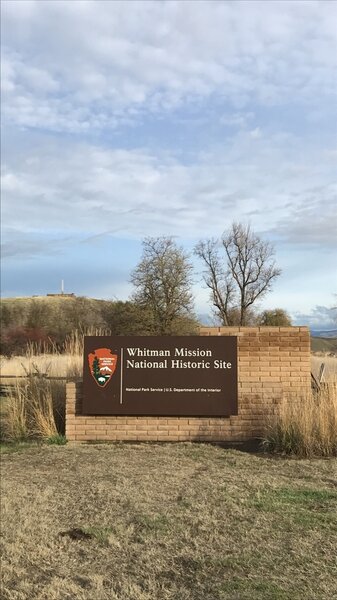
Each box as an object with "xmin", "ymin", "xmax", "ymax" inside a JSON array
[{"xmin": 1, "ymin": 443, "xmax": 337, "ymax": 600}]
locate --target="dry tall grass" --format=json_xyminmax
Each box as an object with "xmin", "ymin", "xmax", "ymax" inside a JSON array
[
  {"xmin": 3, "ymin": 381, "xmax": 28, "ymax": 441},
  {"xmin": 29, "ymin": 385, "xmax": 59, "ymax": 439},
  {"xmin": 311, "ymin": 355, "xmax": 337, "ymax": 380},
  {"xmin": 0, "ymin": 327, "xmax": 109, "ymax": 379},
  {"xmin": 0, "ymin": 329, "xmax": 109, "ymax": 441},
  {"xmin": 263, "ymin": 381, "xmax": 337, "ymax": 457},
  {"xmin": 2, "ymin": 374, "xmax": 60, "ymax": 441},
  {"xmin": 0, "ymin": 353, "xmax": 82, "ymax": 378}
]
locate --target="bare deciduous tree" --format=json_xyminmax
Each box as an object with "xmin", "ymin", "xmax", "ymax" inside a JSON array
[
  {"xmin": 131, "ymin": 237, "xmax": 195, "ymax": 335},
  {"xmin": 194, "ymin": 238, "xmax": 234, "ymax": 326},
  {"xmin": 195, "ymin": 223, "xmax": 281, "ymax": 325}
]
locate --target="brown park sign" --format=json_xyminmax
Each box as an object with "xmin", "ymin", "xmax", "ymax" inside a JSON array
[{"xmin": 83, "ymin": 336, "xmax": 238, "ymax": 417}]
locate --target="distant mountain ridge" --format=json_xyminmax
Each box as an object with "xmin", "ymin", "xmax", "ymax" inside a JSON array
[{"xmin": 311, "ymin": 329, "xmax": 337, "ymax": 339}]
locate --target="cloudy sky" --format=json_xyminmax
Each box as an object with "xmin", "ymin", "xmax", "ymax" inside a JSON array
[{"xmin": 1, "ymin": 0, "xmax": 337, "ymax": 327}]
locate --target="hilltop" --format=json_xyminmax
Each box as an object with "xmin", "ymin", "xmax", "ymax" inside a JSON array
[{"xmin": 1, "ymin": 294, "xmax": 108, "ymax": 312}]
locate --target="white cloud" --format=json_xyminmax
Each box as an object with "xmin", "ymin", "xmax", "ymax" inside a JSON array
[
  {"xmin": 220, "ymin": 112, "xmax": 255, "ymax": 128},
  {"xmin": 250, "ymin": 127, "xmax": 262, "ymax": 139},
  {"xmin": 2, "ymin": 127, "xmax": 336, "ymax": 257},
  {"xmin": 272, "ymin": 183, "xmax": 337, "ymax": 247},
  {"xmin": 293, "ymin": 305, "xmax": 337, "ymax": 329},
  {"xmin": 1, "ymin": 0, "xmax": 336, "ymax": 132}
]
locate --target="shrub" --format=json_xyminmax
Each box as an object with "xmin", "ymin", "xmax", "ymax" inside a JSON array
[
  {"xmin": 258, "ymin": 309, "xmax": 292, "ymax": 326},
  {"xmin": 263, "ymin": 382, "xmax": 337, "ymax": 457},
  {"xmin": 46, "ymin": 434, "xmax": 67, "ymax": 445},
  {"xmin": 0, "ymin": 326, "xmax": 51, "ymax": 357}
]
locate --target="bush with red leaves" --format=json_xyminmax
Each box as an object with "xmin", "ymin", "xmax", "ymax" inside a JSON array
[{"xmin": 0, "ymin": 327, "xmax": 51, "ymax": 357}]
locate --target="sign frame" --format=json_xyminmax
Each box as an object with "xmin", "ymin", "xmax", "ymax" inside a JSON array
[{"xmin": 82, "ymin": 336, "xmax": 238, "ymax": 417}]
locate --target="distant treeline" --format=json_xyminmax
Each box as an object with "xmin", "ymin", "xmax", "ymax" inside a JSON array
[
  {"xmin": 0, "ymin": 296, "xmax": 199, "ymax": 356},
  {"xmin": 0, "ymin": 295, "xmax": 293, "ymax": 357}
]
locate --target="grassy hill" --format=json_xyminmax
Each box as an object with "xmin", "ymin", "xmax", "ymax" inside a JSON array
[
  {"xmin": 1, "ymin": 294, "xmax": 108, "ymax": 314},
  {"xmin": 1, "ymin": 294, "xmax": 110, "ymax": 332},
  {"xmin": 0, "ymin": 295, "xmax": 200, "ymax": 355},
  {"xmin": 311, "ymin": 336, "xmax": 337, "ymax": 355},
  {"xmin": 0, "ymin": 295, "xmax": 111, "ymax": 355}
]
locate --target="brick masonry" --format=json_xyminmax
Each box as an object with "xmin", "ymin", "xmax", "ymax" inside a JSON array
[{"xmin": 66, "ymin": 327, "xmax": 311, "ymax": 442}]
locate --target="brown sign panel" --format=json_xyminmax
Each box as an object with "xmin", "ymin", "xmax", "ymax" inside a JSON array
[{"xmin": 83, "ymin": 336, "xmax": 238, "ymax": 417}]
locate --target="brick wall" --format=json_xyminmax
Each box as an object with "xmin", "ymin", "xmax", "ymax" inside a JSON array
[{"xmin": 66, "ymin": 327, "xmax": 311, "ymax": 442}]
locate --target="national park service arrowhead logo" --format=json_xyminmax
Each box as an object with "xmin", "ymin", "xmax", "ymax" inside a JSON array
[{"xmin": 88, "ymin": 348, "xmax": 118, "ymax": 388}]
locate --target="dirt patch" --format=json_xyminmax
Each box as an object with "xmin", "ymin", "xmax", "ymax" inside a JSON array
[{"xmin": 1, "ymin": 443, "xmax": 337, "ymax": 599}]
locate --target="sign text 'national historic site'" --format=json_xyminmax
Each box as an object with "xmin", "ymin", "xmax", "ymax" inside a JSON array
[{"xmin": 83, "ymin": 336, "xmax": 238, "ymax": 416}]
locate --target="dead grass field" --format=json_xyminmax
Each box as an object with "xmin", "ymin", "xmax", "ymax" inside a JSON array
[
  {"xmin": 1, "ymin": 443, "xmax": 336, "ymax": 600},
  {"xmin": 311, "ymin": 355, "xmax": 337, "ymax": 381},
  {"xmin": 0, "ymin": 353, "xmax": 82, "ymax": 378}
]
